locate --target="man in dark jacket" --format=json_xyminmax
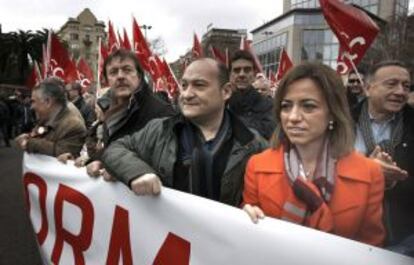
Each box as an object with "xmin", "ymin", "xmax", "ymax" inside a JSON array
[
  {"xmin": 66, "ymin": 82, "xmax": 96, "ymax": 128},
  {"xmin": 85, "ymin": 49, "xmax": 175, "ymax": 176},
  {"xmin": 102, "ymin": 58, "xmax": 267, "ymax": 206},
  {"xmin": 227, "ymin": 50, "xmax": 275, "ymax": 140},
  {"xmin": 352, "ymin": 60, "xmax": 413, "ymax": 247}
]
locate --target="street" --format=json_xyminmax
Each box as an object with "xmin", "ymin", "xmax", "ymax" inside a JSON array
[{"xmin": 0, "ymin": 142, "xmax": 42, "ymax": 265}]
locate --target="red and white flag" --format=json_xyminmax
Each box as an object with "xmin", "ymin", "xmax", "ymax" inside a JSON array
[
  {"xmin": 107, "ymin": 20, "xmax": 119, "ymax": 54},
  {"xmin": 77, "ymin": 58, "xmax": 94, "ymax": 91},
  {"xmin": 319, "ymin": 0, "xmax": 379, "ymax": 74},
  {"xmin": 132, "ymin": 16, "xmax": 152, "ymax": 72},
  {"xmin": 121, "ymin": 28, "xmax": 132, "ymax": 50},
  {"xmin": 276, "ymin": 48, "xmax": 293, "ymax": 81},
  {"xmin": 239, "ymin": 36, "xmax": 263, "ymax": 73},
  {"xmin": 192, "ymin": 33, "xmax": 203, "ymax": 59},
  {"xmin": 209, "ymin": 45, "xmax": 226, "ymax": 65},
  {"xmin": 47, "ymin": 33, "xmax": 78, "ymax": 83}
]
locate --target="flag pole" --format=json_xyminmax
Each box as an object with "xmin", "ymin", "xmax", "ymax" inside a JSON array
[{"xmin": 344, "ymin": 52, "xmax": 366, "ymax": 95}]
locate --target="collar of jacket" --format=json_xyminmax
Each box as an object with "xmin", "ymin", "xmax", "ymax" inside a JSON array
[
  {"xmin": 167, "ymin": 109, "xmax": 256, "ymax": 146},
  {"xmin": 254, "ymin": 146, "xmax": 373, "ymax": 183}
]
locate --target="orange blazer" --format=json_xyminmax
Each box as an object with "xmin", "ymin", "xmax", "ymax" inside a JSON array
[{"xmin": 243, "ymin": 147, "xmax": 385, "ymax": 246}]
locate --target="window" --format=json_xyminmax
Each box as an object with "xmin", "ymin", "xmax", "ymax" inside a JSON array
[
  {"xmin": 301, "ymin": 29, "xmax": 338, "ymax": 69},
  {"xmin": 253, "ymin": 32, "xmax": 288, "ymax": 76},
  {"xmin": 70, "ymin": 33, "xmax": 79, "ymax": 40}
]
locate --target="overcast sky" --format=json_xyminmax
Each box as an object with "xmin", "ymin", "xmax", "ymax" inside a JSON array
[
  {"xmin": 1, "ymin": 0, "xmax": 413, "ymax": 62},
  {"xmin": 0, "ymin": 0, "xmax": 285, "ymax": 61}
]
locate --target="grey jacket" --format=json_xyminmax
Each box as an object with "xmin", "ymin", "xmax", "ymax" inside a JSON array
[{"xmin": 102, "ymin": 112, "xmax": 268, "ymax": 206}]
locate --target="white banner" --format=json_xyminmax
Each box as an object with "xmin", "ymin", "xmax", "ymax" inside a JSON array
[{"xmin": 23, "ymin": 153, "xmax": 413, "ymax": 265}]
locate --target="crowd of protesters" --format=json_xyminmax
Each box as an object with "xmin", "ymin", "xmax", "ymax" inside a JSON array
[{"xmin": 8, "ymin": 48, "xmax": 414, "ymax": 257}]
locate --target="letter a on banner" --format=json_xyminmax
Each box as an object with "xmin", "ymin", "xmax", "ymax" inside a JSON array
[
  {"xmin": 153, "ymin": 232, "xmax": 191, "ymax": 265},
  {"xmin": 106, "ymin": 206, "xmax": 133, "ymax": 265}
]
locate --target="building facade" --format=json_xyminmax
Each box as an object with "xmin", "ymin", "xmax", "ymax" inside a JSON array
[
  {"xmin": 171, "ymin": 28, "xmax": 247, "ymax": 79},
  {"xmin": 58, "ymin": 8, "xmax": 106, "ymax": 76},
  {"xmin": 253, "ymin": 0, "xmax": 409, "ymax": 76}
]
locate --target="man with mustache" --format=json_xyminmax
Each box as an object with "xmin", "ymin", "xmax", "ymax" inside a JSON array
[
  {"xmin": 85, "ymin": 49, "xmax": 175, "ymax": 177},
  {"xmin": 352, "ymin": 60, "xmax": 414, "ymax": 249}
]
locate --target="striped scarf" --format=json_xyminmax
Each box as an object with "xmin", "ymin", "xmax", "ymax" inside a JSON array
[
  {"xmin": 281, "ymin": 140, "xmax": 336, "ymax": 230},
  {"xmin": 358, "ymin": 101, "xmax": 403, "ymax": 157}
]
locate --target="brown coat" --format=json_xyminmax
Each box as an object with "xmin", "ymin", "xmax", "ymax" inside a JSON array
[
  {"xmin": 26, "ymin": 105, "xmax": 87, "ymax": 157},
  {"xmin": 243, "ymin": 147, "xmax": 385, "ymax": 246}
]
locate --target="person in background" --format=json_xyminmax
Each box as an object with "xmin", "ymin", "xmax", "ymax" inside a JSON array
[
  {"xmin": 352, "ymin": 60, "xmax": 413, "ymax": 248},
  {"xmin": 65, "ymin": 82, "xmax": 96, "ymax": 129},
  {"xmin": 346, "ymin": 69, "xmax": 366, "ymax": 108},
  {"xmin": 228, "ymin": 50, "xmax": 275, "ymax": 140},
  {"xmin": 243, "ymin": 62, "xmax": 385, "ymax": 247}
]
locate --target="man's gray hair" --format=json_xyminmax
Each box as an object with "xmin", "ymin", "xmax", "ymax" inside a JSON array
[{"xmin": 34, "ymin": 77, "xmax": 67, "ymax": 106}]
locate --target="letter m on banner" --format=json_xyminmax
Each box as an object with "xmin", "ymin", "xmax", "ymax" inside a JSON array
[{"xmin": 319, "ymin": 0, "xmax": 379, "ymax": 74}]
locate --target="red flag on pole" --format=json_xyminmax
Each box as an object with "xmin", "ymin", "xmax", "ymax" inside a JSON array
[
  {"xmin": 132, "ymin": 16, "xmax": 152, "ymax": 72},
  {"xmin": 192, "ymin": 33, "xmax": 203, "ymax": 58},
  {"xmin": 77, "ymin": 58, "xmax": 94, "ymax": 90},
  {"xmin": 48, "ymin": 33, "xmax": 78, "ymax": 83},
  {"xmin": 319, "ymin": 0, "xmax": 379, "ymax": 73},
  {"xmin": 276, "ymin": 48, "xmax": 293, "ymax": 81},
  {"xmin": 122, "ymin": 28, "xmax": 132, "ymax": 50},
  {"xmin": 209, "ymin": 45, "xmax": 226, "ymax": 65},
  {"xmin": 239, "ymin": 36, "xmax": 263, "ymax": 73},
  {"xmin": 107, "ymin": 20, "xmax": 119, "ymax": 54}
]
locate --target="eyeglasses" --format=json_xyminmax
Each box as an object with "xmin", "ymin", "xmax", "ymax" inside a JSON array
[
  {"xmin": 232, "ymin": 66, "xmax": 253, "ymax": 74},
  {"xmin": 348, "ymin": 79, "xmax": 361, "ymax": 84}
]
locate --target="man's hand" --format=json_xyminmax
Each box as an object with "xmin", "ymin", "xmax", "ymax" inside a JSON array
[
  {"xmin": 57, "ymin": 153, "xmax": 74, "ymax": 164},
  {"xmin": 15, "ymin": 133, "xmax": 30, "ymax": 150},
  {"xmin": 370, "ymin": 145, "xmax": 408, "ymax": 183},
  {"xmin": 130, "ymin": 173, "xmax": 162, "ymax": 196},
  {"xmin": 86, "ymin": 161, "xmax": 103, "ymax": 177}
]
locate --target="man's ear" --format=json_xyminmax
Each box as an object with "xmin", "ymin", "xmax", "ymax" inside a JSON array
[{"xmin": 222, "ymin": 82, "xmax": 233, "ymax": 101}]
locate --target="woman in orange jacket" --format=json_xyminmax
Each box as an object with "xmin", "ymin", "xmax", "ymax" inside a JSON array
[{"xmin": 243, "ymin": 63, "xmax": 385, "ymax": 246}]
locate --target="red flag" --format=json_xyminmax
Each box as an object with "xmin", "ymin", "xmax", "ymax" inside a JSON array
[
  {"xmin": 48, "ymin": 33, "xmax": 78, "ymax": 83},
  {"xmin": 98, "ymin": 38, "xmax": 109, "ymax": 87},
  {"xmin": 162, "ymin": 59, "xmax": 179, "ymax": 98},
  {"xmin": 269, "ymin": 70, "xmax": 277, "ymax": 86},
  {"xmin": 192, "ymin": 33, "xmax": 203, "ymax": 58},
  {"xmin": 107, "ymin": 20, "xmax": 119, "ymax": 54},
  {"xmin": 276, "ymin": 48, "xmax": 293, "ymax": 81},
  {"xmin": 239, "ymin": 36, "xmax": 263, "ymax": 73},
  {"xmin": 320, "ymin": 0, "xmax": 379, "ymax": 72},
  {"xmin": 77, "ymin": 58, "xmax": 94, "ymax": 90},
  {"xmin": 209, "ymin": 45, "xmax": 226, "ymax": 65},
  {"xmin": 26, "ymin": 60, "xmax": 42, "ymax": 89},
  {"xmin": 122, "ymin": 28, "xmax": 132, "ymax": 50},
  {"xmin": 132, "ymin": 16, "xmax": 152, "ymax": 72}
]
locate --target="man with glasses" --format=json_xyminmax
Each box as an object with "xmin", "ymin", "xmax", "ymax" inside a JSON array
[
  {"xmin": 228, "ymin": 50, "xmax": 275, "ymax": 140},
  {"xmin": 352, "ymin": 60, "xmax": 414, "ymax": 249},
  {"xmin": 346, "ymin": 69, "xmax": 366, "ymax": 108}
]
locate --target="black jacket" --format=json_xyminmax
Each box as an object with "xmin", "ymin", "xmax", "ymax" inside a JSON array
[
  {"xmin": 73, "ymin": 97, "xmax": 95, "ymax": 129},
  {"xmin": 352, "ymin": 101, "xmax": 414, "ymax": 245},
  {"xmin": 228, "ymin": 86, "xmax": 275, "ymax": 140}
]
